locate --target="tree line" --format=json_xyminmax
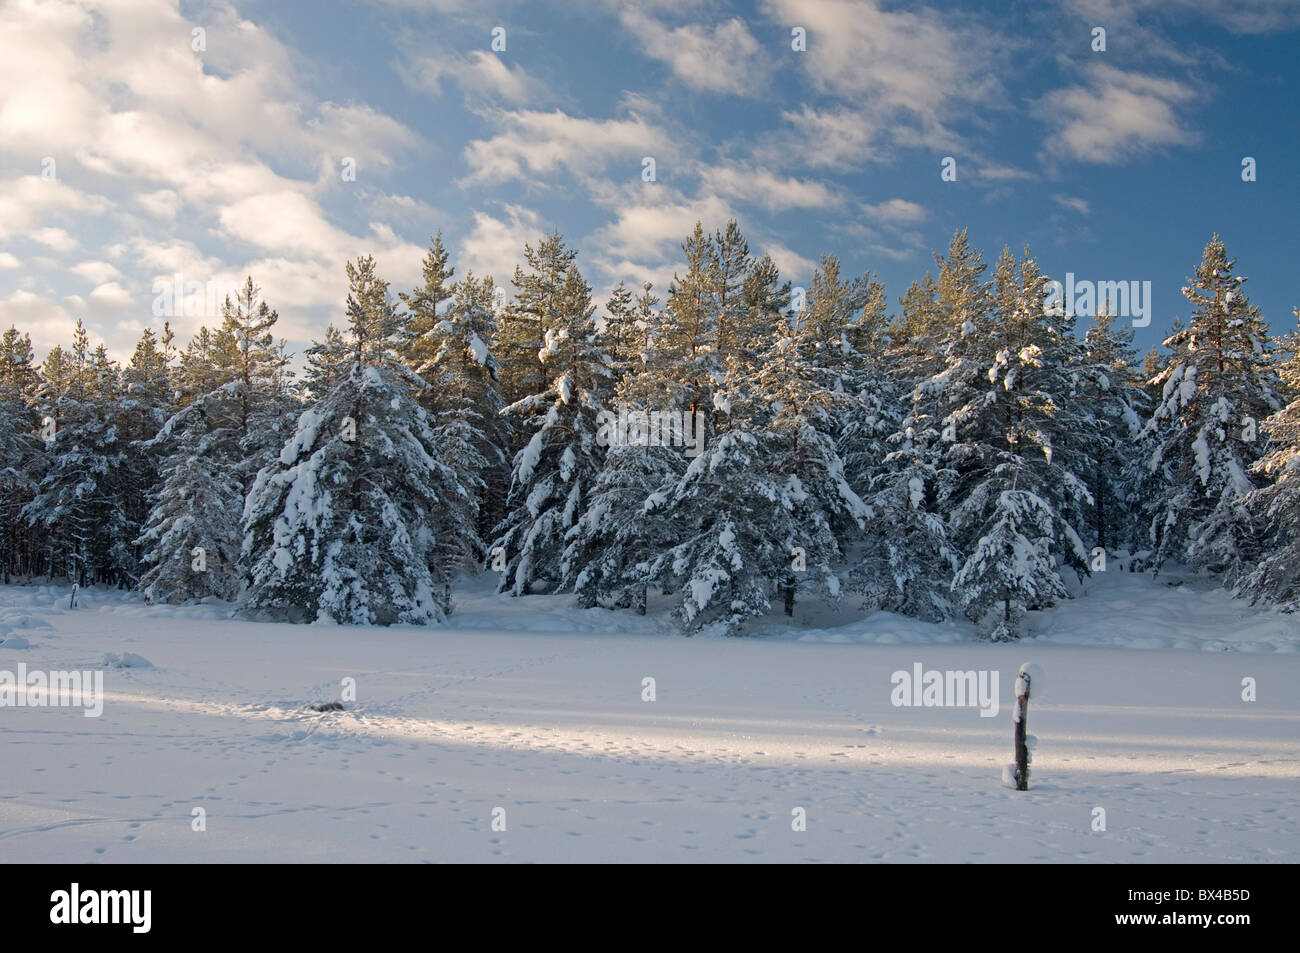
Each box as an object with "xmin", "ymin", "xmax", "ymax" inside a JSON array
[{"xmin": 2, "ymin": 225, "xmax": 1298, "ymax": 638}]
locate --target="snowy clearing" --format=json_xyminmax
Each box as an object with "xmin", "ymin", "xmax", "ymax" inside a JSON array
[{"xmin": 2, "ymin": 571, "xmax": 1298, "ymax": 863}]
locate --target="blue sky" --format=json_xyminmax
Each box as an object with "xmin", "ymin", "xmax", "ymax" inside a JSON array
[{"xmin": 1, "ymin": 0, "xmax": 1297, "ymax": 364}]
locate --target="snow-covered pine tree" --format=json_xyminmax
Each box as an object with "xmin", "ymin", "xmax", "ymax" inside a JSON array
[
  {"xmin": 893, "ymin": 232, "xmax": 992, "ymax": 493},
  {"xmin": 632, "ymin": 281, "xmax": 658, "ymax": 359},
  {"xmin": 887, "ymin": 273, "xmax": 947, "ymax": 382},
  {"xmin": 137, "ymin": 390, "xmax": 244, "ymax": 603},
  {"xmin": 558, "ymin": 281, "xmax": 688, "ymax": 612},
  {"xmin": 1126, "ymin": 320, "xmax": 1184, "ymax": 553},
  {"xmin": 602, "ymin": 280, "xmax": 639, "ymax": 376},
  {"xmin": 212, "ymin": 278, "xmax": 297, "ymax": 489},
  {"xmin": 642, "ymin": 427, "xmax": 791, "ymax": 634},
  {"xmin": 711, "ymin": 220, "xmax": 753, "ymax": 366},
  {"xmin": 241, "ymin": 256, "xmax": 472, "ymax": 624},
  {"xmin": 661, "ymin": 222, "xmax": 720, "ymax": 425},
  {"xmin": 115, "ymin": 328, "xmax": 177, "ymax": 583},
  {"xmin": 762, "ymin": 331, "xmax": 870, "ymax": 617},
  {"xmin": 137, "ymin": 280, "xmax": 294, "ymax": 604},
  {"xmin": 997, "ymin": 251, "xmax": 1103, "ymax": 570},
  {"xmin": 951, "ymin": 474, "xmax": 1080, "ymax": 641},
  {"xmin": 1140, "ymin": 235, "xmax": 1281, "ymax": 577},
  {"xmin": 1082, "ymin": 302, "xmax": 1148, "ymax": 554},
  {"xmin": 1, "ymin": 327, "xmax": 42, "ymax": 400},
  {"xmin": 176, "ymin": 326, "xmax": 223, "ymax": 404},
  {"xmin": 495, "ymin": 231, "xmax": 578, "ymax": 408},
  {"xmin": 1141, "ymin": 340, "xmax": 1171, "ymax": 403},
  {"xmin": 397, "ymin": 231, "xmax": 455, "ymax": 382},
  {"xmin": 853, "ymin": 238, "xmax": 982, "ymax": 623},
  {"xmin": 0, "ymin": 327, "xmax": 40, "ymax": 582},
  {"xmin": 123, "ymin": 325, "xmax": 175, "ymax": 405},
  {"xmin": 418, "ymin": 272, "xmax": 505, "ymax": 558},
  {"xmin": 800, "ymin": 254, "xmax": 892, "ymax": 496},
  {"xmin": 735, "ymin": 254, "xmax": 789, "ymax": 364},
  {"xmin": 850, "ymin": 387, "xmax": 959, "ymax": 621},
  {"xmin": 560, "ymin": 440, "xmax": 683, "ymax": 612},
  {"xmin": 24, "ymin": 323, "xmax": 143, "ymax": 586},
  {"xmin": 794, "ymin": 254, "xmax": 866, "ymax": 381},
  {"xmin": 1241, "ymin": 307, "xmax": 1300, "ymax": 608},
  {"xmin": 824, "ymin": 254, "xmax": 959, "ymax": 621},
  {"xmin": 935, "ymin": 244, "xmax": 1092, "ymax": 639},
  {"xmin": 492, "ymin": 262, "xmax": 612, "ymax": 595},
  {"xmin": 640, "ymin": 328, "xmax": 866, "ymax": 634},
  {"xmin": 303, "ymin": 325, "xmax": 351, "ymax": 400},
  {"xmin": 561, "ymin": 233, "xmax": 788, "ymax": 620}
]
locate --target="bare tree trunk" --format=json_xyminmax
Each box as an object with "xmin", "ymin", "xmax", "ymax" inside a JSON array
[{"xmin": 782, "ymin": 574, "xmax": 796, "ymax": 616}]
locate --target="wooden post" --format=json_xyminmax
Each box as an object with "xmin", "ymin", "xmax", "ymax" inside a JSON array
[{"xmin": 1013, "ymin": 665, "xmax": 1031, "ymax": 791}]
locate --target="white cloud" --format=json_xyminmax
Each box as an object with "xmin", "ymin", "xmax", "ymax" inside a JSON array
[
  {"xmin": 0, "ymin": 0, "xmax": 425, "ymax": 359},
  {"xmin": 306, "ymin": 103, "xmax": 421, "ymax": 174},
  {"xmin": 0, "ymin": 253, "xmax": 19, "ymax": 270},
  {"xmin": 219, "ymin": 190, "xmax": 354, "ymax": 261},
  {"xmin": 32, "ymin": 227, "xmax": 77, "ymax": 252},
  {"xmin": 1035, "ymin": 65, "xmax": 1197, "ymax": 163},
  {"xmin": 0, "ymin": 290, "xmax": 78, "ymax": 355},
  {"xmin": 867, "ymin": 243, "xmax": 921, "ymax": 263},
  {"xmin": 586, "ymin": 190, "xmax": 735, "ymax": 265},
  {"xmin": 762, "ymin": 0, "xmax": 1001, "ymax": 111},
  {"xmin": 862, "ymin": 198, "xmax": 928, "ymax": 224},
  {"xmin": 764, "ymin": 106, "xmax": 887, "ymax": 170},
  {"xmin": 618, "ymin": 10, "xmax": 766, "ymax": 97},
  {"xmin": 403, "ymin": 47, "xmax": 545, "ymax": 105},
  {"xmin": 976, "ymin": 163, "xmax": 1036, "ymax": 183},
  {"xmin": 0, "ymin": 175, "xmax": 109, "ymax": 241},
  {"xmin": 762, "ymin": 242, "xmax": 816, "ymax": 282},
  {"xmin": 1064, "ymin": 0, "xmax": 1300, "ymax": 36},
  {"xmin": 88, "ymin": 281, "xmax": 136, "ymax": 310},
  {"xmin": 136, "ymin": 189, "xmax": 181, "ymax": 220},
  {"xmin": 759, "ymin": 0, "xmax": 1004, "ymax": 160},
  {"xmin": 364, "ymin": 192, "xmax": 447, "ymax": 233},
  {"xmin": 699, "ymin": 166, "xmax": 836, "ymax": 212},
  {"xmin": 459, "ymin": 204, "xmax": 545, "ymax": 287},
  {"xmin": 71, "ymin": 260, "xmax": 124, "ymax": 284},
  {"xmin": 367, "ymin": 0, "xmax": 504, "ymax": 12},
  {"xmin": 461, "ymin": 108, "xmax": 671, "ymax": 186},
  {"xmin": 0, "ymin": 286, "xmax": 147, "ymax": 361},
  {"xmin": 1052, "ymin": 194, "xmax": 1091, "ymax": 215},
  {"xmin": 110, "ymin": 238, "xmax": 222, "ymax": 278}
]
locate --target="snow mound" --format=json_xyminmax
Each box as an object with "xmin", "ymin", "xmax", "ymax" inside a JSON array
[
  {"xmin": 104, "ymin": 651, "xmax": 154, "ymax": 669},
  {"xmin": 0, "ymin": 611, "xmax": 52, "ymax": 630},
  {"xmin": 1028, "ymin": 570, "xmax": 1300, "ymax": 653}
]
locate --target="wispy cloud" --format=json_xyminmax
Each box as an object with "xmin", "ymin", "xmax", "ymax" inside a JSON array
[
  {"xmin": 1034, "ymin": 64, "xmax": 1198, "ymax": 163},
  {"xmin": 618, "ymin": 8, "xmax": 767, "ymax": 96},
  {"xmin": 1052, "ymin": 194, "xmax": 1091, "ymax": 214}
]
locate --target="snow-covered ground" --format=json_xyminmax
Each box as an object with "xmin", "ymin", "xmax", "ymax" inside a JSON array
[{"xmin": 2, "ymin": 570, "xmax": 1298, "ymax": 863}]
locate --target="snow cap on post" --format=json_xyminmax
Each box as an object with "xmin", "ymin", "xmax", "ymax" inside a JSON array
[{"xmin": 1016, "ymin": 662, "xmax": 1045, "ymax": 699}]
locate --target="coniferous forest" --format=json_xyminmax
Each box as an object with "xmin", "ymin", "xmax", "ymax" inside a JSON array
[{"xmin": 3, "ymin": 225, "xmax": 1297, "ymax": 640}]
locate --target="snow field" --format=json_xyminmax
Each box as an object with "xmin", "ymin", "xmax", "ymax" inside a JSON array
[{"xmin": 2, "ymin": 572, "xmax": 1298, "ymax": 863}]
